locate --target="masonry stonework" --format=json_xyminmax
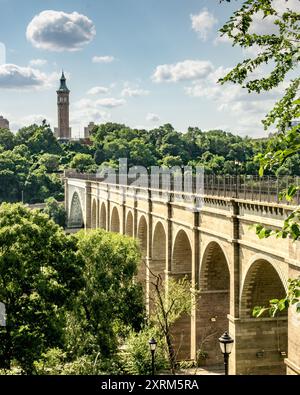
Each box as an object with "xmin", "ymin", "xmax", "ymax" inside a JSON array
[{"xmin": 66, "ymin": 177, "xmax": 300, "ymax": 375}]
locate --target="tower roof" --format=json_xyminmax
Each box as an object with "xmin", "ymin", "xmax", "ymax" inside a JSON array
[{"xmin": 57, "ymin": 71, "xmax": 70, "ymax": 93}]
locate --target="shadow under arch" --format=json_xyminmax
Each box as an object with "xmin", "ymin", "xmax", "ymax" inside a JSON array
[
  {"xmin": 91, "ymin": 199, "xmax": 97, "ymax": 229},
  {"xmin": 171, "ymin": 228, "xmax": 193, "ymax": 361},
  {"xmin": 172, "ymin": 229, "xmax": 192, "ymax": 277},
  {"xmin": 68, "ymin": 191, "xmax": 84, "ymax": 229},
  {"xmin": 137, "ymin": 215, "xmax": 148, "ymax": 257},
  {"xmin": 110, "ymin": 206, "xmax": 120, "ymax": 233},
  {"xmin": 197, "ymin": 240, "xmax": 230, "ymax": 367},
  {"xmin": 125, "ymin": 211, "xmax": 134, "ymax": 237},
  {"xmin": 237, "ymin": 258, "xmax": 288, "ymax": 375},
  {"xmin": 136, "ymin": 215, "xmax": 148, "ymax": 293},
  {"xmin": 152, "ymin": 221, "xmax": 167, "ymax": 277},
  {"xmin": 99, "ymin": 202, "xmax": 107, "ymax": 230}
]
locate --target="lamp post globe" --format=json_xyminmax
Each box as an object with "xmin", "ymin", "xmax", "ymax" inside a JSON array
[
  {"xmin": 219, "ymin": 332, "xmax": 234, "ymax": 375},
  {"xmin": 148, "ymin": 338, "xmax": 157, "ymax": 375}
]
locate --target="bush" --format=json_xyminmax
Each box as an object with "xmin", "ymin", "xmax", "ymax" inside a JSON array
[
  {"xmin": 44, "ymin": 197, "xmax": 66, "ymax": 227},
  {"xmin": 33, "ymin": 348, "xmax": 123, "ymax": 375},
  {"xmin": 121, "ymin": 326, "xmax": 168, "ymax": 375}
]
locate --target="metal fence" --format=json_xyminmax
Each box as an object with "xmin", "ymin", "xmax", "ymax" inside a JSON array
[{"xmin": 65, "ymin": 170, "xmax": 300, "ymax": 205}]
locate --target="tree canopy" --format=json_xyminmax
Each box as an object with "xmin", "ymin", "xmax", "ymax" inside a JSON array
[{"xmin": 0, "ymin": 204, "xmax": 145, "ymax": 374}]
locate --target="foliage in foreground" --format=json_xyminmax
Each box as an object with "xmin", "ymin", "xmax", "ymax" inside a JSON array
[
  {"xmin": 220, "ymin": 1, "xmax": 300, "ymax": 316},
  {"xmin": 43, "ymin": 197, "xmax": 67, "ymax": 227},
  {"xmin": 65, "ymin": 229, "xmax": 145, "ymax": 360},
  {"xmin": 0, "ymin": 206, "xmax": 145, "ymax": 374},
  {"xmin": 221, "ymin": 0, "xmax": 300, "ymax": 241},
  {"xmin": 0, "ymin": 203, "xmax": 83, "ymax": 373},
  {"xmin": 121, "ymin": 274, "xmax": 196, "ymax": 375},
  {"xmin": 120, "ymin": 326, "xmax": 168, "ymax": 375},
  {"xmin": 253, "ymin": 277, "xmax": 300, "ymax": 318}
]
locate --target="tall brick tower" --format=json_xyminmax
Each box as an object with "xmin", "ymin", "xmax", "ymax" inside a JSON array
[{"xmin": 54, "ymin": 71, "xmax": 71, "ymax": 140}]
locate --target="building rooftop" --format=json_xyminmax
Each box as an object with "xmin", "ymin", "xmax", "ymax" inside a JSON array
[{"xmin": 57, "ymin": 71, "xmax": 70, "ymax": 93}]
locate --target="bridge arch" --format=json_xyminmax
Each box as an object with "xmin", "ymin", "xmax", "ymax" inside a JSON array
[
  {"xmin": 137, "ymin": 215, "xmax": 148, "ymax": 257},
  {"xmin": 99, "ymin": 202, "xmax": 107, "ymax": 229},
  {"xmin": 136, "ymin": 215, "xmax": 148, "ymax": 292},
  {"xmin": 171, "ymin": 228, "xmax": 193, "ymax": 360},
  {"xmin": 241, "ymin": 254, "xmax": 288, "ymax": 299},
  {"xmin": 172, "ymin": 229, "xmax": 192, "ymax": 276},
  {"xmin": 197, "ymin": 240, "xmax": 231, "ymax": 366},
  {"xmin": 241, "ymin": 257, "xmax": 287, "ymax": 319},
  {"xmin": 199, "ymin": 240, "xmax": 230, "ymax": 291},
  {"xmin": 110, "ymin": 206, "xmax": 120, "ymax": 233},
  {"xmin": 152, "ymin": 221, "xmax": 167, "ymax": 277},
  {"xmin": 238, "ymin": 257, "xmax": 288, "ymax": 374},
  {"xmin": 91, "ymin": 198, "xmax": 97, "ymax": 229},
  {"xmin": 68, "ymin": 191, "xmax": 84, "ymax": 229},
  {"xmin": 125, "ymin": 210, "xmax": 134, "ymax": 237}
]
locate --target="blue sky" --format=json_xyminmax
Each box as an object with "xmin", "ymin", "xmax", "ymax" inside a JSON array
[{"xmin": 0, "ymin": 0, "xmax": 298, "ymax": 137}]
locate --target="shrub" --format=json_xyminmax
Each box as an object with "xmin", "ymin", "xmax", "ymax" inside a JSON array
[{"xmin": 121, "ymin": 326, "xmax": 168, "ymax": 375}]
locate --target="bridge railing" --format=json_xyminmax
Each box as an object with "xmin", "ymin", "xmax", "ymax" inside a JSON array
[{"xmin": 64, "ymin": 170, "xmax": 300, "ymax": 205}]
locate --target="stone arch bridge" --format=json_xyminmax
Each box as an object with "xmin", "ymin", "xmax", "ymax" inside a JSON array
[{"xmin": 65, "ymin": 173, "xmax": 300, "ymax": 375}]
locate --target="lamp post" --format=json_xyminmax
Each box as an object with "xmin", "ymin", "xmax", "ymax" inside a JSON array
[
  {"xmin": 234, "ymin": 160, "xmax": 242, "ymax": 198},
  {"xmin": 148, "ymin": 337, "xmax": 157, "ymax": 375},
  {"xmin": 219, "ymin": 332, "xmax": 234, "ymax": 375}
]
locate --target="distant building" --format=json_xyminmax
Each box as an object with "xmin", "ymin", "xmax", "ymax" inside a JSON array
[
  {"xmin": 84, "ymin": 122, "xmax": 95, "ymax": 139},
  {"xmin": 54, "ymin": 72, "xmax": 71, "ymax": 141},
  {"xmin": 0, "ymin": 115, "xmax": 9, "ymax": 129}
]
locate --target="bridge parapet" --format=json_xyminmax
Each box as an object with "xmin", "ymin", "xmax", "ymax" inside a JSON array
[{"xmin": 64, "ymin": 170, "xmax": 300, "ymax": 205}]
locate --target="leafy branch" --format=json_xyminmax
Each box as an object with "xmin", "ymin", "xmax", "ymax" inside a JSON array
[{"xmin": 253, "ymin": 277, "xmax": 300, "ymax": 317}]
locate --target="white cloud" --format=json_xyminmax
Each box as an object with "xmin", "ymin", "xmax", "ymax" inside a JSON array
[
  {"xmin": 121, "ymin": 87, "xmax": 149, "ymax": 97},
  {"xmin": 191, "ymin": 9, "xmax": 218, "ymax": 41},
  {"xmin": 75, "ymin": 97, "xmax": 125, "ymax": 109},
  {"xmin": 87, "ymin": 86, "xmax": 109, "ymax": 95},
  {"xmin": 0, "ymin": 63, "xmax": 52, "ymax": 90},
  {"xmin": 10, "ymin": 114, "xmax": 53, "ymax": 132},
  {"xmin": 0, "ymin": 42, "xmax": 6, "ymax": 65},
  {"xmin": 71, "ymin": 98, "xmax": 112, "ymax": 137},
  {"xmin": 273, "ymin": 0, "xmax": 300, "ymax": 14},
  {"xmin": 249, "ymin": 1, "xmax": 300, "ymax": 36},
  {"xmin": 215, "ymin": 1, "xmax": 300, "ymax": 49},
  {"xmin": 185, "ymin": 65, "xmax": 286, "ymax": 136},
  {"xmin": 96, "ymin": 98, "xmax": 126, "ymax": 108},
  {"xmin": 243, "ymin": 44, "xmax": 265, "ymax": 57},
  {"xmin": 22, "ymin": 114, "xmax": 51, "ymax": 125},
  {"xmin": 29, "ymin": 59, "xmax": 47, "ymax": 67},
  {"xmin": 26, "ymin": 10, "xmax": 96, "ymax": 52},
  {"xmin": 152, "ymin": 60, "xmax": 213, "ymax": 83},
  {"xmin": 92, "ymin": 55, "xmax": 115, "ymax": 64},
  {"xmin": 146, "ymin": 113, "xmax": 160, "ymax": 122},
  {"xmin": 248, "ymin": 11, "xmax": 278, "ymax": 35}
]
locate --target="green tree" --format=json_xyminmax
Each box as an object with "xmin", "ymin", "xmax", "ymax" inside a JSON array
[
  {"xmin": 70, "ymin": 153, "xmax": 96, "ymax": 173},
  {"xmin": 38, "ymin": 154, "xmax": 60, "ymax": 173},
  {"xmin": 0, "ymin": 204, "xmax": 83, "ymax": 373},
  {"xmin": 44, "ymin": 197, "xmax": 66, "ymax": 227},
  {"xmin": 148, "ymin": 271, "xmax": 196, "ymax": 374},
  {"xmin": 0, "ymin": 129, "xmax": 15, "ymax": 151},
  {"xmin": 220, "ymin": 0, "xmax": 299, "ymax": 132},
  {"xmin": 121, "ymin": 326, "xmax": 168, "ymax": 375},
  {"xmin": 0, "ymin": 150, "xmax": 30, "ymax": 202},
  {"xmin": 16, "ymin": 124, "xmax": 62, "ymax": 155},
  {"xmin": 66, "ymin": 229, "xmax": 145, "ymax": 360},
  {"xmin": 24, "ymin": 170, "xmax": 63, "ymax": 204}
]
